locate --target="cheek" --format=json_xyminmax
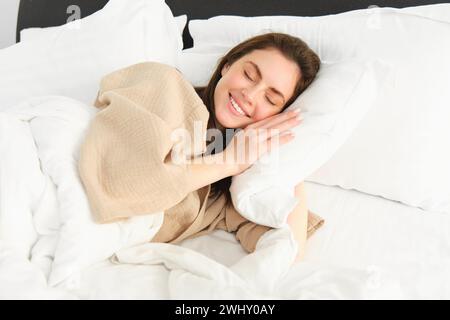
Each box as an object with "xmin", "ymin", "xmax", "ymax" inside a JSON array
[
  {"xmin": 215, "ymin": 82, "xmax": 229, "ymax": 106},
  {"xmin": 223, "ymin": 72, "xmax": 247, "ymax": 89},
  {"xmin": 215, "ymin": 74, "xmax": 242, "ymax": 106},
  {"xmin": 253, "ymin": 108, "xmax": 279, "ymax": 123}
]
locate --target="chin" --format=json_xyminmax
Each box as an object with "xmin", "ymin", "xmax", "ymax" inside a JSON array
[{"xmin": 215, "ymin": 112, "xmax": 235, "ymax": 129}]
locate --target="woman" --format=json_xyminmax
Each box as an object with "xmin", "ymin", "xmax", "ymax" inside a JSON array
[
  {"xmin": 79, "ymin": 32, "xmax": 321, "ymax": 263},
  {"xmin": 192, "ymin": 32, "xmax": 321, "ymax": 261}
]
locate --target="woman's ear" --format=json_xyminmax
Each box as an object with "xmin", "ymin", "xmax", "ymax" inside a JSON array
[{"xmin": 221, "ymin": 63, "xmax": 230, "ymax": 76}]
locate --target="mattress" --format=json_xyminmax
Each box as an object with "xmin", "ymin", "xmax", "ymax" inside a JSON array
[{"xmin": 23, "ymin": 181, "xmax": 447, "ymax": 299}]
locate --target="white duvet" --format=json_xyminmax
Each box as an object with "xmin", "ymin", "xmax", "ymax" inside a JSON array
[{"xmin": 0, "ymin": 96, "xmax": 404, "ymax": 299}]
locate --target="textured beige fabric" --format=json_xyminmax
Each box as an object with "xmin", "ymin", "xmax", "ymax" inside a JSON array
[
  {"xmin": 78, "ymin": 62, "xmax": 324, "ymax": 253},
  {"xmin": 159, "ymin": 188, "xmax": 326, "ymax": 253},
  {"xmin": 79, "ymin": 62, "xmax": 208, "ymax": 223}
]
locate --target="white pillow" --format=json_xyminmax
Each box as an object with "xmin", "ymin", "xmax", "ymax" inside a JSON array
[
  {"xmin": 396, "ymin": 3, "xmax": 450, "ymax": 22},
  {"xmin": 231, "ymin": 60, "xmax": 387, "ymax": 227},
  {"xmin": 189, "ymin": 7, "xmax": 450, "ymax": 215},
  {"xmin": 175, "ymin": 14, "xmax": 188, "ymax": 35},
  {"xmin": 20, "ymin": 15, "xmax": 188, "ymax": 42},
  {"xmin": 177, "ymin": 47, "xmax": 223, "ymax": 86},
  {"xmin": 177, "ymin": 47, "xmax": 388, "ymax": 227},
  {"xmin": 0, "ymin": 0, "xmax": 182, "ymax": 111},
  {"xmin": 189, "ymin": 4, "xmax": 450, "ymax": 46}
]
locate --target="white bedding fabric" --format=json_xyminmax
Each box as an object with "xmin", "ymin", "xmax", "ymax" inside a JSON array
[{"xmin": 1, "ymin": 97, "xmax": 449, "ymax": 299}]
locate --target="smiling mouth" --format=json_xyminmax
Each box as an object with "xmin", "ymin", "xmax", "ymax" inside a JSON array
[{"xmin": 229, "ymin": 94, "xmax": 248, "ymax": 117}]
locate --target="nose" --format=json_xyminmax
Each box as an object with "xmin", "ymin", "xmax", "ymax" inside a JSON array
[{"xmin": 241, "ymin": 85, "xmax": 258, "ymax": 107}]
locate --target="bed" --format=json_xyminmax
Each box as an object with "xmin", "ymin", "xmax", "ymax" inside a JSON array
[
  {"xmin": 1, "ymin": 0, "xmax": 449, "ymax": 299},
  {"xmin": 46, "ymin": 181, "xmax": 450, "ymax": 299}
]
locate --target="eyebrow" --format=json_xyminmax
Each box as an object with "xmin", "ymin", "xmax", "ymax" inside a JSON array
[{"xmin": 246, "ymin": 61, "xmax": 286, "ymax": 104}]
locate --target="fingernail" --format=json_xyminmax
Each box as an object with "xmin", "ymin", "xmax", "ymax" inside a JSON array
[{"xmin": 293, "ymin": 109, "xmax": 301, "ymax": 114}]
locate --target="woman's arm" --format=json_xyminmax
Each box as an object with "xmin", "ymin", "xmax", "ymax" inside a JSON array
[
  {"xmin": 287, "ymin": 182, "xmax": 309, "ymax": 263},
  {"xmin": 185, "ymin": 110, "xmax": 301, "ymax": 193},
  {"xmin": 186, "ymin": 152, "xmax": 238, "ymax": 193}
]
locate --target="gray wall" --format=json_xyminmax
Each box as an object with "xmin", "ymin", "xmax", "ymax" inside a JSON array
[{"xmin": 0, "ymin": 0, "xmax": 20, "ymax": 49}]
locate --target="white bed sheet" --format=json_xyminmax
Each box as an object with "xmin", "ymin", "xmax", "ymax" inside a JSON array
[
  {"xmin": 61, "ymin": 181, "xmax": 450, "ymax": 299},
  {"xmin": 298, "ymin": 181, "xmax": 450, "ymax": 299}
]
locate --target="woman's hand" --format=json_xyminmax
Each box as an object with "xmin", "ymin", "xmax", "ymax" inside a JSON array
[{"xmin": 223, "ymin": 109, "xmax": 302, "ymax": 175}]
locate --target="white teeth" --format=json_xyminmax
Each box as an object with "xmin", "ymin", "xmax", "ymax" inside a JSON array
[{"xmin": 230, "ymin": 96, "xmax": 246, "ymax": 116}]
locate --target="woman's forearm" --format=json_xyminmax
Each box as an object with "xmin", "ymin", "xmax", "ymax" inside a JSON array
[
  {"xmin": 287, "ymin": 182, "xmax": 309, "ymax": 263},
  {"xmin": 186, "ymin": 152, "xmax": 238, "ymax": 193}
]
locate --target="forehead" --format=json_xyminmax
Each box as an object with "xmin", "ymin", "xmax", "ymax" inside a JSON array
[{"xmin": 238, "ymin": 48, "xmax": 301, "ymax": 99}]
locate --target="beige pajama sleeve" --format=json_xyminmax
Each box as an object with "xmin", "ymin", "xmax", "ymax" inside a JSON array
[{"xmin": 214, "ymin": 200, "xmax": 325, "ymax": 253}]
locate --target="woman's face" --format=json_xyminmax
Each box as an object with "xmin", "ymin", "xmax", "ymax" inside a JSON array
[{"xmin": 213, "ymin": 48, "xmax": 301, "ymax": 129}]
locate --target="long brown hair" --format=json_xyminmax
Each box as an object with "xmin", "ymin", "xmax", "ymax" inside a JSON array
[{"xmin": 195, "ymin": 32, "xmax": 321, "ymax": 203}]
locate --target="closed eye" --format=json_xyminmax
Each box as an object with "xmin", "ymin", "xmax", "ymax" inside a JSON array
[
  {"xmin": 244, "ymin": 70, "xmax": 254, "ymax": 81},
  {"xmin": 265, "ymin": 96, "xmax": 276, "ymax": 106}
]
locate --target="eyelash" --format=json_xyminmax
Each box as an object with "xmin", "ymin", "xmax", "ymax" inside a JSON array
[
  {"xmin": 266, "ymin": 96, "xmax": 276, "ymax": 106},
  {"xmin": 244, "ymin": 70, "xmax": 253, "ymax": 81}
]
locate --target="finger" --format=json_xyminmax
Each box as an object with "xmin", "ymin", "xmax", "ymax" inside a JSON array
[
  {"xmin": 259, "ymin": 117, "xmax": 302, "ymax": 141},
  {"xmin": 248, "ymin": 109, "xmax": 301, "ymax": 130},
  {"xmin": 265, "ymin": 131, "xmax": 295, "ymax": 153},
  {"xmin": 259, "ymin": 109, "xmax": 301, "ymax": 130}
]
